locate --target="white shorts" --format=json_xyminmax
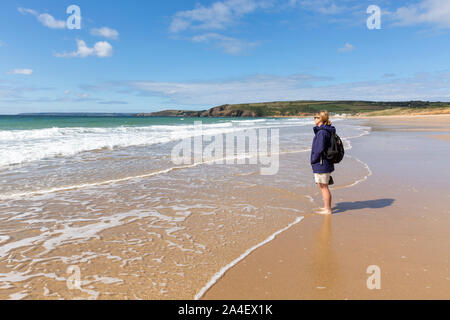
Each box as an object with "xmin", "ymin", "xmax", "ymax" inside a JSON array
[{"xmin": 314, "ymin": 173, "xmax": 331, "ymax": 185}]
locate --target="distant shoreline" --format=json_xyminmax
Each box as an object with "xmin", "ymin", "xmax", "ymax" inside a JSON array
[
  {"xmin": 11, "ymin": 109, "xmax": 450, "ymax": 119},
  {"xmin": 14, "ymin": 113, "xmax": 137, "ymax": 117},
  {"xmin": 11, "ymin": 100, "xmax": 450, "ymax": 118}
]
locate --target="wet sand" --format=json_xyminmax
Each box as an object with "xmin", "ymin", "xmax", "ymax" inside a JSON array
[
  {"xmin": 202, "ymin": 115, "xmax": 450, "ymax": 300},
  {"xmin": 0, "ymin": 121, "xmax": 371, "ymax": 300},
  {"xmin": 429, "ymin": 135, "xmax": 450, "ymax": 142}
]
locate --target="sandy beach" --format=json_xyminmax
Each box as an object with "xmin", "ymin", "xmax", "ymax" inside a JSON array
[
  {"xmin": 0, "ymin": 115, "xmax": 449, "ymax": 300},
  {"xmin": 202, "ymin": 115, "xmax": 450, "ymax": 300}
]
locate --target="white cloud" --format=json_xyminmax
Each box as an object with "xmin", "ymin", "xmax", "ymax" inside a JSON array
[
  {"xmin": 55, "ymin": 40, "xmax": 93, "ymax": 58},
  {"xmin": 7, "ymin": 69, "xmax": 33, "ymax": 75},
  {"xmin": 191, "ymin": 33, "xmax": 258, "ymax": 54},
  {"xmin": 170, "ymin": 0, "xmax": 271, "ymax": 54},
  {"xmin": 107, "ymin": 72, "xmax": 450, "ymax": 106},
  {"xmin": 169, "ymin": 0, "xmax": 274, "ymax": 33},
  {"xmin": 338, "ymin": 43, "xmax": 355, "ymax": 53},
  {"xmin": 18, "ymin": 7, "xmax": 66, "ymax": 29},
  {"xmin": 18, "ymin": 7, "xmax": 38, "ymax": 15},
  {"xmin": 288, "ymin": 0, "xmax": 347, "ymax": 15},
  {"xmin": 93, "ymin": 41, "xmax": 114, "ymax": 57},
  {"xmin": 37, "ymin": 13, "xmax": 66, "ymax": 29},
  {"xmin": 91, "ymin": 27, "xmax": 119, "ymax": 40},
  {"xmin": 393, "ymin": 0, "xmax": 450, "ymax": 28},
  {"xmin": 98, "ymin": 100, "xmax": 128, "ymax": 105},
  {"xmin": 55, "ymin": 40, "xmax": 113, "ymax": 58},
  {"xmin": 0, "ymin": 40, "xmax": 5, "ymax": 47}
]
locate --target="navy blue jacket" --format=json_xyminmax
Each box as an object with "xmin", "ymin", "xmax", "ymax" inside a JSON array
[{"xmin": 311, "ymin": 124, "xmax": 336, "ymax": 174}]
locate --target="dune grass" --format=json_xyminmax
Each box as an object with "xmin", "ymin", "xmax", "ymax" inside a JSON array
[{"xmin": 359, "ymin": 107, "xmax": 450, "ymax": 117}]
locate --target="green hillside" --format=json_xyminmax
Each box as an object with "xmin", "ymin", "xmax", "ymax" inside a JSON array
[
  {"xmin": 137, "ymin": 100, "xmax": 450, "ymax": 118},
  {"xmin": 222, "ymin": 101, "xmax": 450, "ymax": 117}
]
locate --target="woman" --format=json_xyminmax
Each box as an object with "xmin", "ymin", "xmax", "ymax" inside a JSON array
[{"xmin": 311, "ymin": 110, "xmax": 336, "ymax": 215}]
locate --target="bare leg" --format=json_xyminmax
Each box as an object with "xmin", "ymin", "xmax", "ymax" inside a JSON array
[{"xmin": 318, "ymin": 183, "xmax": 332, "ymax": 215}]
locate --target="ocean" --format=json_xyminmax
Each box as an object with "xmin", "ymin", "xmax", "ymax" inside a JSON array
[{"xmin": 0, "ymin": 115, "xmax": 371, "ymax": 299}]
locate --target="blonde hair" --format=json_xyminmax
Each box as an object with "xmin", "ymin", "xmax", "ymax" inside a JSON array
[{"xmin": 316, "ymin": 110, "xmax": 332, "ymax": 125}]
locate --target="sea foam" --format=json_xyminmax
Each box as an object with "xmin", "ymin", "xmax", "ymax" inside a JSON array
[{"xmin": 0, "ymin": 118, "xmax": 312, "ymax": 168}]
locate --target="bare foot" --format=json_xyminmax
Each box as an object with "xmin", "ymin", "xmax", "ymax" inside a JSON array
[{"xmin": 316, "ymin": 208, "xmax": 332, "ymax": 215}]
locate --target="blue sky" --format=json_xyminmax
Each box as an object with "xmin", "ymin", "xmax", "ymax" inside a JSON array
[{"xmin": 0, "ymin": 0, "xmax": 449, "ymax": 114}]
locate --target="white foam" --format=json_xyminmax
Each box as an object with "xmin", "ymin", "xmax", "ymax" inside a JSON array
[
  {"xmin": 0, "ymin": 209, "xmax": 174, "ymax": 259},
  {"xmin": 0, "ymin": 235, "xmax": 10, "ymax": 244},
  {"xmin": 9, "ymin": 291, "xmax": 28, "ymax": 300},
  {"xmin": 335, "ymin": 124, "xmax": 373, "ymax": 189},
  {"xmin": 194, "ymin": 216, "xmax": 304, "ymax": 300},
  {"xmin": 336, "ymin": 155, "xmax": 373, "ymax": 189},
  {"xmin": 92, "ymin": 275, "xmax": 124, "ymax": 285},
  {"xmin": 0, "ymin": 123, "xmax": 367, "ymax": 200},
  {"xmin": 0, "ymin": 148, "xmax": 312, "ymax": 200},
  {"xmin": 232, "ymin": 119, "xmax": 267, "ymax": 123},
  {"xmin": 0, "ymin": 119, "xmax": 312, "ymax": 168}
]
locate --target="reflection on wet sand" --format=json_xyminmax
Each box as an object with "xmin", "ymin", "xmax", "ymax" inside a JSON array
[{"xmin": 312, "ymin": 215, "xmax": 338, "ymax": 290}]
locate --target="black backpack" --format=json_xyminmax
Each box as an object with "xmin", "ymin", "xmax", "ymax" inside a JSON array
[{"xmin": 325, "ymin": 132, "xmax": 345, "ymax": 164}]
